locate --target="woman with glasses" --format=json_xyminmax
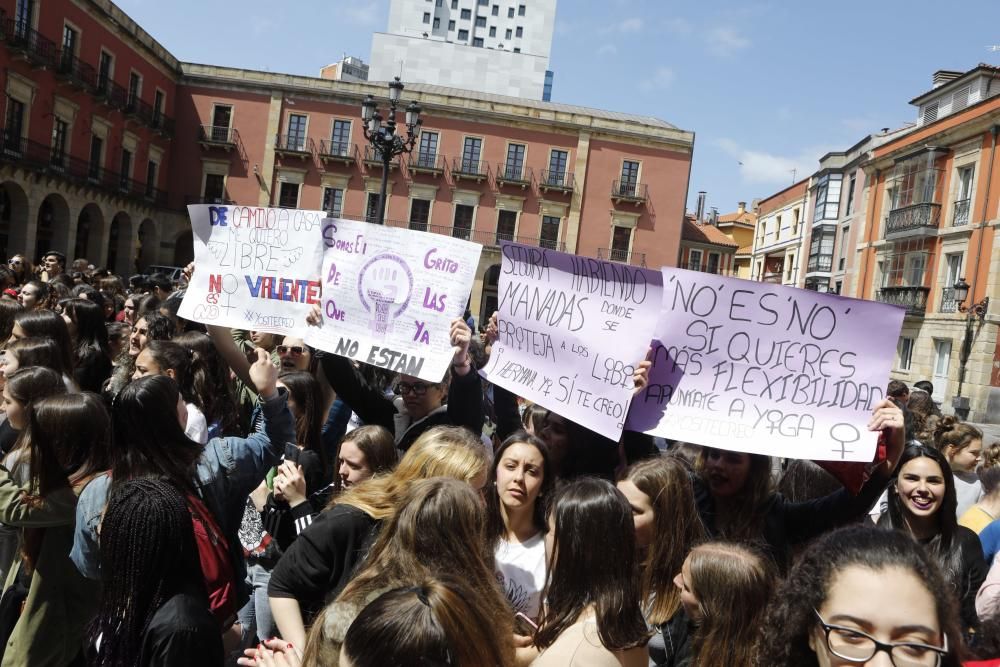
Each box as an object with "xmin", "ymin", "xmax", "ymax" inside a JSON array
[
  {"xmin": 6, "ymin": 256, "xmax": 31, "ymax": 287},
  {"xmin": 877, "ymin": 444, "xmax": 987, "ymax": 633},
  {"xmin": 758, "ymin": 525, "xmax": 961, "ymax": 667}
]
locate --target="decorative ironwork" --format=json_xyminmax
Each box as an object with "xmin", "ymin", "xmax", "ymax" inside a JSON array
[
  {"xmin": 612, "ymin": 179, "xmax": 647, "ymax": 203},
  {"xmin": 317, "ymin": 141, "xmax": 356, "ymax": 165},
  {"xmin": 198, "ymin": 125, "xmax": 239, "ymax": 149},
  {"xmin": 539, "ymin": 169, "xmax": 575, "ymax": 194},
  {"xmin": 875, "ymin": 286, "xmax": 929, "ymax": 316},
  {"xmin": 275, "ymin": 134, "xmax": 313, "ymax": 157},
  {"xmin": 597, "ymin": 248, "xmax": 646, "ymax": 267},
  {"xmin": 940, "ymin": 287, "xmax": 958, "ymax": 313},
  {"xmin": 885, "ymin": 202, "xmax": 941, "ymax": 236},
  {"xmin": 952, "ymin": 198, "xmax": 971, "ymax": 227},
  {"xmin": 407, "ymin": 152, "xmax": 445, "ymax": 175},
  {"xmin": 451, "ymin": 156, "xmax": 487, "ymax": 181},
  {"xmin": 495, "ymin": 163, "xmax": 532, "ymax": 188}
]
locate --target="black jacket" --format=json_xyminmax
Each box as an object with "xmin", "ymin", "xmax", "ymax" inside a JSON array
[
  {"xmin": 694, "ymin": 471, "xmax": 889, "ymax": 572},
  {"xmin": 319, "ymin": 354, "xmax": 484, "ymax": 451},
  {"xmin": 266, "ymin": 503, "xmax": 380, "ymax": 621}
]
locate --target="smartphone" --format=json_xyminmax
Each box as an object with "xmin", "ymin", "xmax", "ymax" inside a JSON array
[
  {"xmin": 284, "ymin": 446, "xmax": 301, "ymax": 465},
  {"xmin": 514, "ymin": 612, "xmax": 538, "ymax": 635}
]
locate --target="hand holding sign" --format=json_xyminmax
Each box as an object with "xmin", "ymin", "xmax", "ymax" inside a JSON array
[{"xmin": 450, "ymin": 319, "xmax": 472, "ymax": 374}]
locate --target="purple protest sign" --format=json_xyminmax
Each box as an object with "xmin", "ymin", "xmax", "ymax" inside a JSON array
[
  {"xmin": 625, "ymin": 268, "xmax": 906, "ymax": 462},
  {"xmin": 481, "ymin": 242, "xmax": 662, "ymax": 441}
]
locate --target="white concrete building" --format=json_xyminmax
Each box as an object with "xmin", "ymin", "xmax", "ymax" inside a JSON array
[{"xmin": 368, "ymin": 0, "xmax": 556, "ymax": 100}]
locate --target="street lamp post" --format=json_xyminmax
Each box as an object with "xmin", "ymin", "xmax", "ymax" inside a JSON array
[
  {"xmin": 360, "ymin": 77, "xmax": 422, "ymax": 225},
  {"xmin": 952, "ymin": 277, "xmax": 990, "ymax": 420}
]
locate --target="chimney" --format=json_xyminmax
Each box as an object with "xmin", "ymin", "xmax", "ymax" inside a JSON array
[
  {"xmin": 709, "ymin": 207, "xmax": 719, "ymax": 226},
  {"xmin": 696, "ymin": 191, "xmax": 707, "ymax": 223},
  {"xmin": 751, "ymin": 198, "xmax": 761, "ymax": 212},
  {"xmin": 932, "ymin": 70, "xmax": 963, "ymax": 88},
  {"xmin": 737, "ymin": 201, "xmax": 746, "ymax": 214}
]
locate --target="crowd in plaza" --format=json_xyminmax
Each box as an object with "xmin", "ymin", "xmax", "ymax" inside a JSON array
[{"xmin": 0, "ymin": 249, "xmax": 997, "ymax": 666}]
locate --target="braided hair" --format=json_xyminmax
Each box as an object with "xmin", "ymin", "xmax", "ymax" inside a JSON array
[{"xmin": 87, "ymin": 477, "xmax": 204, "ymax": 667}]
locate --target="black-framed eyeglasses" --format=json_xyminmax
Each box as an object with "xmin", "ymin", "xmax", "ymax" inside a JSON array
[
  {"xmin": 396, "ymin": 381, "xmax": 432, "ymax": 396},
  {"xmin": 813, "ymin": 609, "xmax": 948, "ymax": 667},
  {"xmin": 276, "ymin": 345, "xmax": 305, "ymax": 356}
]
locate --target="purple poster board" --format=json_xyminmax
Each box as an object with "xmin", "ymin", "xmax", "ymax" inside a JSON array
[
  {"xmin": 481, "ymin": 242, "xmax": 662, "ymax": 441},
  {"xmin": 625, "ymin": 268, "xmax": 906, "ymax": 462}
]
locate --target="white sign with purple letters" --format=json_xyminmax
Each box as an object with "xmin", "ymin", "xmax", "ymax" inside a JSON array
[{"xmin": 304, "ymin": 218, "xmax": 483, "ymax": 383}]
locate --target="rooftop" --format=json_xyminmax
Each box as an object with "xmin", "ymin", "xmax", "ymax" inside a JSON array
[{"xmin": 681, "ymin": 217, "xmax": 739, "ymax": 248}]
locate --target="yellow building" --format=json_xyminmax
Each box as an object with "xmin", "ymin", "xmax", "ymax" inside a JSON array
[{"xmin": 716, "ymin": 201, "xmax": 757, "ymax": 279}]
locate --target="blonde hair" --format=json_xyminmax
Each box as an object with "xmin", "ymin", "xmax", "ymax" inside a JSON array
[{"xmin": 330, "ymin": 426, "xmax": 488, "ymax": 520}]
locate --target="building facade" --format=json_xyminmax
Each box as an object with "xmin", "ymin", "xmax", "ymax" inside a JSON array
[
  {"xmin": 715, "ymin": 201, "xmax": 756, "ymax": 279},
  {"xmin": 176, "ymin": 63, "xmax": 693, "ymax": 322},
  {"xmin": 0, "ymin": 0, "xmax": 187, "ymax": 275},
  {"xmin": 1, "ymin": 0, "xmax": 693, "ymax": 303},
  {"xmin": 678, "ymin": 214, "xmax": 738, "ymax": 275},
  {"xmin": 750, "ymin": 179, "xmax": 810, "ymax": 286},
  {"xmin": 368, "ymin": 0, "xmax": 556, "ymax": 100},
  {"xmin": 853, "ymin": 65, "xmax": 1000, "ymax": 419}
]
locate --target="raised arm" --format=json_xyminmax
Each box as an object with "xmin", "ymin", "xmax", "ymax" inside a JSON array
[{"xmin": 207, "ymin": 325, "xmax": 256, "ymax": 390}]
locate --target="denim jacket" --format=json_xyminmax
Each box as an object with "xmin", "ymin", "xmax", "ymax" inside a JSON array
[{"xmin": 70, "ymin": 389, "xmax": 294, "ymax": 606}]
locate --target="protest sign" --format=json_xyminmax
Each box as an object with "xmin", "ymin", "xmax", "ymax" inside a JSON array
[
  {"xmin": 178, "ymin": 205, "xmax": 326, "ymax": 334},
  {"xmin": 481, "ymin": 242, "xmax": 663, "ymax": 441},
  {"xmin": 625, "ymin": 268, "xmax": 906, "ymax": 462},
  {"xmin": 303, "ymin": 218, "xmax": 482, "ymax": 383}
]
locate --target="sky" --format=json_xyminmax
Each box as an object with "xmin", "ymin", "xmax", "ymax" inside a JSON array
[{"xmin": 117, "ymin": 0, "xmax": 1000, "ymax": 216}]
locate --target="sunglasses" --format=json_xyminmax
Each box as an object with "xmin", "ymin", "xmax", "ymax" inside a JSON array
[
  {"xmin": 7, "ymin": 260, "xmax": 20, "ymax": 266},
  {"xmin": 396, "ymin": 381, "xmax": 435, "ymax": 396},
  {"xmin": 276, "ymin": 345, "xmax": 306, "ymax": 356}
]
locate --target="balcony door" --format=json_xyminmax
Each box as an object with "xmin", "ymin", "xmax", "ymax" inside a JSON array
[
  {"xmin": 903, "ymin": 252, "xmax": 925, "ymax": 287},
  {"xmin": 932, "ymin": 339, "xmax": 951, "ymax": 404},
  {"xmin": 211, "ymin": 105, "xmax": 232, "ymax": 142}
]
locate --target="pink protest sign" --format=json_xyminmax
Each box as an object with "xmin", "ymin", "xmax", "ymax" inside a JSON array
[
  {"xmin": 625, "ymin": 268, "xmax": 906, "ymax": 462},
  {"xmin": 481, "ymin": 242, "xmax": 662, "ymax": 441}
]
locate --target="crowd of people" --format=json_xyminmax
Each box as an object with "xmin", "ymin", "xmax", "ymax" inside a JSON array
[{"xmin": 0, "ymin": 249, "xmax": 999, "ymax": 666}]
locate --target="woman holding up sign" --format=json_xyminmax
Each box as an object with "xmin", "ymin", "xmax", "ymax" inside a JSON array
[{"xmin": 692, "ymin": 399, "xmax": 906, "ymax": 573}]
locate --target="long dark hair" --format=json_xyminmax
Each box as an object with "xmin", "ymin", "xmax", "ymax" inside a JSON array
[
  {"xmin": 142, "ymin": 340, "xmax": 202, "ymax": 408},
  {"xmin": 696, "ymin": 448, "xmax": 774, "ymax": 541},
  {"xmin": 278, "ymin": 370, "xmax": 327, "ymax": 471},
  {"xmin": 59, "ymin": 297, "xmax": 111, "ymax": 363},
  {"xmin": 109, "ymin": 375, "xmax": 203, "ymax": 493},
  {"xmin": 20, "ymin": 280, "xmax": 54, "ymax": 310},
  {"xmin": 535, "ymin": 477, "xmax": 649, "ymax": 651},
  {"xmin": 484, "ymin": 431, "xmax": 553, "ymax": 546},
  {"xmin": 5, "ymin": 367, "xmax": 67, "ymax": 442},
  {"xmin": 173, "ymin": 331, "xmax": 239, "ymax": 437},
  {"xmin": 0, "ymin": 300, "xmax": 23, "ymax": 344},
  {"xmin": 5, "ymin": 336, "xmax": 68, "ymax": 376},
  {"xmin": 880, "ymin": 444, "xmax": 963, "ymax": 584},
  {"xmin": 13, "ymin": 309, "xmax": 74, "ymax": 372},
  {"xmin": 757, "ymin": 526, "xmax": 963, "ymax": 667},
  {"xmin": 21, "ymin": 393, "xmax": 110, "ymax": 570},
  {"xmin": 87, "ymin": 477, "xmax": 207, "ymax": 667}
]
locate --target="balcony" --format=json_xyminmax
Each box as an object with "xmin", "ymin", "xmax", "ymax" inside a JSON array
[
  {"xmin": 198, "ymin": 125, "xmax": 239, "ymax": 151},
  {"xmin": 2, "ymin": 18, "xmax": 58, "ymax": 68},
  {"xmin": 55, "ymin": 51, "xmax": 97, "ymax": 89},
  {"xmin": 495, "ymin": 163, "xmax": 532, "ymax": 189},
  {"xmin": 598, "ymin": 248, "xmax": 646, "ymax": 267},
  {"xmin": 317, "ymin": 140, "xmax": 357, "ymax": 166},
  {"xmin": 806, "ymin": 254, "xmax": 833, "ymax": 274},
  {"xmin": 363, "ymin": 146, "xmax": 398, "ymax": 170},
  {"xmin": 940, "ymin": 287, "xmax": 958, "ymax": 313},
  {"xmin": 612, "ymin": 179, "xmax": 647, "ymax": 205},
  {"xmin": 885, "ymin": 202, "xmax": 941, "ymax": 238},
  {"xmin": 875, "ymin": 285, "xmax": 930, "ymax": 316},
  {"xmin": 952, "ymin": 198, "xmax": 971, "ymax": 227},
  {"xmin": 407, "ymin": 152, "xmax": 445, "ymax": 176},
  {"xmin": 0, "ymin": 130, "xmax": 168, "ymax": 207},
  {"xmin": 451, "ymin": 157, "xmax": 488, "ymax": 183},
  {"xmin": 539, "ymin": 169, "xmax": 575, "ymax": 194},
  {"xmin": 275, "ymin": 134, "xmax": 312, "ymax": 159},
  {"xmin": 762, "ymin": 272, "xmax": 783, "ymax": 284}
]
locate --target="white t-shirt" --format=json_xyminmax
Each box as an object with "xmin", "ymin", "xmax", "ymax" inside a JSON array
[
  {"xmin": 495, "ymin": 532, "xmax": 547, "ymax": 619},
  {"xmin": 954, "ymin": 470, "xmax": 983, "ymax": 518},
  {"xmin": 185, "ymin": 402, "xmax": 208, "ymax": 444}
]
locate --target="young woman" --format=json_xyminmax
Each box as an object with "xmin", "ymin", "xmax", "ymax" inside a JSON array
[
  {"xmin": 532, "ymin": 477, "xmax": 649, "ymax": 666},
  {"xmin": 693, "ymin": 398, "xmax": 905, "ymax": 573},
  {"xmin": 757, "ymin": 525, "xmax": 961, "ymax": 667},
  {"xmin": 59, "ymin": 298, "xmax": 112, "ymax": 393},
  {"xmin": 878, "ymin": 443, "xmax": 987, "ymax": 631},
  {"xmin": 301, "ymin": 477, "xmax": 512, "ymax": 665},
  {"xmin": 521, "ymin": 403, "xmax": 548, "ymax": 436},
  {"xmin": 935, "ymin": 416, "xmax": 985, "ymax": 517},
  {"xmin": 70, "ymin": 348, "xmax": 293, "ymax": 624},
  {"xmin": 133, "ymin": 340, "xmax": 209, "ymax": 444},
  {"xmin": 0, "ymin": 301, "xmax": 21, "ymax": 347},
  {"xmin": 7, "ymin": 310, "xmax": 74, "ymax": 375},
  {"xmin": 6, "ymin": 256, "xmax": 31, "ymax": 287},
  {"xmin": 86, "ymin": 477, "xmax": 223, "ymax": 666},
  {"xmin": 669, "ymin": 542, "xmax": 775, "ymax": 667},
  {"xmin": 15, "ymin": 281, "xmax": 52, "ymax": 311},
  {"xmin": 105, "ymin": 322, "xmax": 129, "ymax": 362},
  {"xmin": 173, "ymin": 331, "xmax": 240, "ymax": 439},
  {"xmin": 961, "ymin": 466, "xmax": 1000, "ymax": 534},
  {"xmin": 618, "ymin": 457, "xmax": 705, "ymax": 666},
  {"xmin": 128, "ymin": 313, "xmax": 174, "ymax": 358},
  {"xmin": 484, "ymin": 431, "xmax": 553, "ymax": 623},
  {"xmin": 0, "ymin": 394, "xmax": 109, "ymax": 666},
  {"xmin": 268, "ymin": 425, "xmax": 489, "ymax": 648}
]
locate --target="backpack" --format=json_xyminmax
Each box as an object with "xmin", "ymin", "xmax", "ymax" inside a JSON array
[{"xmin": 186, "ymin": 493, "xmax": 237, "ymax": 628}]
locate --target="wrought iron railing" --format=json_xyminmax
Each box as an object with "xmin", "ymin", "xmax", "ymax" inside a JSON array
[
  {"xmin": 939, "ymin": 287, "xmax": 958, "ymax": 313},
  {"xmin": 952, "ymin": 198, "xmax": 971, "ymax": 227},
  {"xmin": 339, "ymin": 214, "xmax": 565, "ymax": 251},
  {"xmin": 598, "ymin": 248, "xmax": 646, "ymax": 266},
  {"xmin": 199, "ymin": 125, "xmax": 238, "ymax": 145},
  {"xmin": 317, "ymin": 140, "xmax": 355, "ymax": 159},
  {"xmin": 2, "ymin": 18, "xmax": 58, "ymax": 66},
  {"xmin": 495, "ymin": 163, "xmax": 532, "ymax": 185},
  {"xmin": 876, "ymin": 285, "xmax": 929, "ymax": 316},
  {"xmin": 885, "ymin": 202, "xmax": 941, "ymax": 236},
  {"xmin": 408, "ymin": 152, "xmax": 445, "ymax": 172},
  {"xmin": 612, "ymin": 179, "xmax": 647, "ymax": 201},
  {"xmin": 451, "ymin": 157, "xmax": 487, "ymax": 178},
  {"xmin": 540, "ymin": 169, "xmax": 575, "ymax": 191},
  {"xmin": 55, "ymin": 51, "xmax": 98, "ymax": 89},
  {"xmin": 363, "ymin": 145, "xmax": 398, "ymax": 166},
  {"xmin": 275, "ymin": 134, "xmax": 312, "ymax": 153}
]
